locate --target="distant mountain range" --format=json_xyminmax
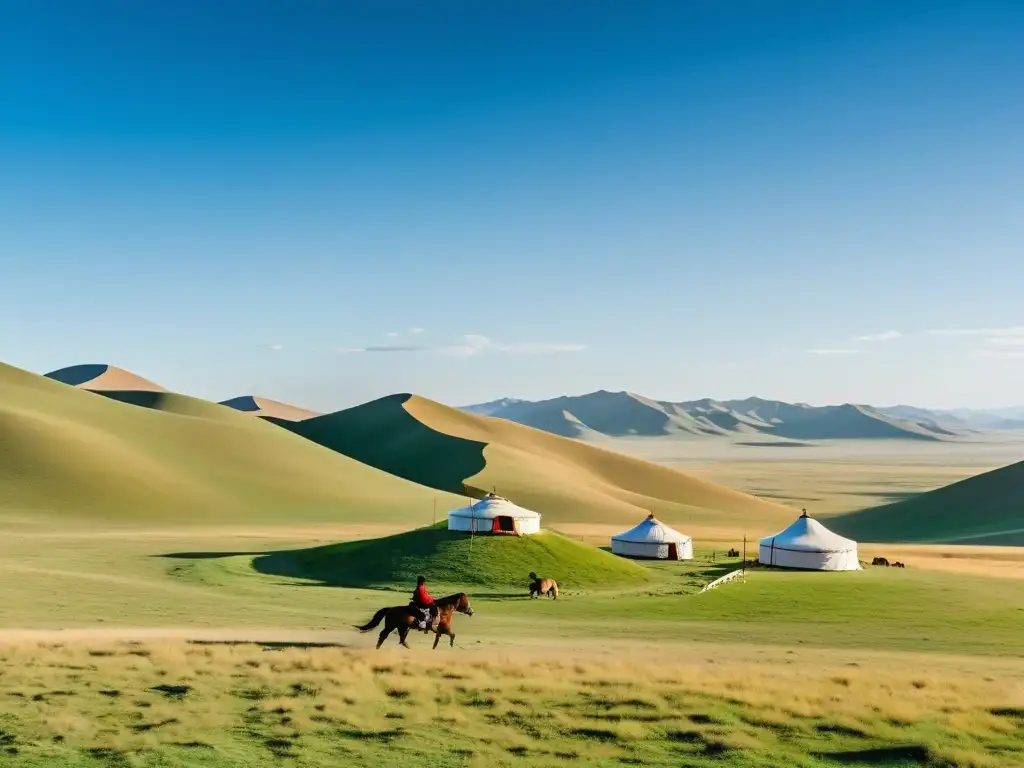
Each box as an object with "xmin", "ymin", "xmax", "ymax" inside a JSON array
[{"xmin": 461, "ymin": 392, "xmax": 1024, "ymax": 442}]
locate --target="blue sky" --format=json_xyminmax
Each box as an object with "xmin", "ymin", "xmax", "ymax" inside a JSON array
[{"xmin": 2, "ymin": 0, "xmax": 1022, "ymax": 410}]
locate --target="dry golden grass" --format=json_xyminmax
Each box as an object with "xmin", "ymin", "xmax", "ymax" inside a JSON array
[
  {"xmin": 0, "ymin": 640, "xmax": 1021, "ymax": 766},
  {"xmin": 856, "ymin": 543, "xmax": 1024, "ymax": 580}
]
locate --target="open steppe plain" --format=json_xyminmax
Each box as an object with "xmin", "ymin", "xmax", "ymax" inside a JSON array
[{"xmin": 2, "ymin": 434, "xmax": 1024, "ymax": 765}]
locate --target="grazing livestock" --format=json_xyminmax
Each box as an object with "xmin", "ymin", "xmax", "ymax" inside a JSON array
[
  {"xmin": 529, "ymin": 572, "xmax": 559, "ymax": 600},
  {"xmin": 872, "ymin": 556, "xmax": 890, "ymax": 567}
]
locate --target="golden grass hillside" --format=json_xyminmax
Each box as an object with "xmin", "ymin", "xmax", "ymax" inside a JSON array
[
  {"xmin": 283, "ymin": 394, "xmax": 796, "ymax": 529},
  {"xmin": 0, "ymin": 363, "xmax": 458, "ymax": 526}
]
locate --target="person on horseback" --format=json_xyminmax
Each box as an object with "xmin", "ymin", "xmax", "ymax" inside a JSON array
[{"xmin": 411, "ymin": 575, "xmax": 436, "ymax": 630}]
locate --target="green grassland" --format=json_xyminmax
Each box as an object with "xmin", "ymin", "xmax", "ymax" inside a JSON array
[
  {"xmin": 0, "ymin": 521, "xmax": 1023, "ymax": 765},
  {"xmin": 4, "ymin": 361, "xmax": 1024, "ymax": 765},
  {"xmin": 251, "ymin": 524, "xmax": 651, "ymax": 590},
  {"xmin": 0, "ymin": 640, "xmax": 1022, "ymax": 767}
]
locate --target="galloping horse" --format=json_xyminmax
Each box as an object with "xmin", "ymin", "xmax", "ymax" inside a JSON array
[{"xmin": 355, "ymin": 592, "xmax": 474, "ymax": 649}]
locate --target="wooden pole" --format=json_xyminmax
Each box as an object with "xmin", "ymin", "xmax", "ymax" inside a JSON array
[
  {"xmin": 432, "ymin": 498, "xmax": 437, "ymax": 526},
  {"xmin": 742, "ymin": 534, "xmax": 747, "ymax": 577}
]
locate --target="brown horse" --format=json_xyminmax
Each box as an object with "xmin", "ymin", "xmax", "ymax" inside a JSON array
[
  {"xmin": 528, "ymin": 572, "xmax": 559, "ymax": 600},
  {"xmin": 355, "ymin": 593, "xmax": 474, "ymax": 650}
]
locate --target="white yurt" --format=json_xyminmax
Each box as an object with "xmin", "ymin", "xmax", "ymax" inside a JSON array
[
  {"xmin": 447, "ymin": 494, "xmax": 541, "ymax": 535},
  {"xmin": 758, "ymin": 510, "xmax": 861, "ymax": 571},
  {"xmin": 611, "ymin": 513, "xmax": 693, "ymax": 560}
]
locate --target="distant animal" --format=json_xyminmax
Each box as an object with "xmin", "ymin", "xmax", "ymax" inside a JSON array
[
  {"xmin": 529, "ymin": 572, "xmax": 559, "ymax": 600},
  {"xmin": 872, "ymin": 556, "xmax": 890, "ymax": 567},
  {"xmin": 891, "ymin": 561, "xmax": 905, "ymax": 568},
  {"xmin": 727, "ymin": 548, "xmax": 740, "ymax": 558},
  {"xmin": 355, "ymin": 592, "xmax": 474, "ymax": 650}
]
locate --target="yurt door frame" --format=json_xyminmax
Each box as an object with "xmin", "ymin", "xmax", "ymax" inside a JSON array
[
  {"xmin": 668, "ymin": 543, "xmax": 678, "ymax": 560},
  {"xmin": 491, "ymin": 515, "xmax": 517, "ymax": 534}
]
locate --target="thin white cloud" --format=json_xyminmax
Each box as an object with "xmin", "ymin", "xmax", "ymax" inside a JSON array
[
  {"xmin": 410, "ymin": 327, "xmax": 426, "ymax": 334},
  {"xmin": 336, "ymin": 345, "xmax": 427, "ymax": 354},
  {"xmin": 985, "ymin": 337, "xmax": 1024, "ymax": 347},
  {"xmin": 385, "ymin": 331, "xmax": 399, "ymax": 338},
  {"xmin": 258, "ymin": 343, "xmax": 284, "ymax": 351},
  {"xmin": 927, "ymin": 326, "xmax": 1024, "ymax": 337},
  {"xmin": 500, "ymin": 342, "xmax": 587, "ymax": 354},
  {"xmin": 856, "ymin": 330, "xmax": 902, "ymax": 342},
  {"xmin": 334, "ymin": 333, "xmax": 584, "ymax": 357},
  {"xmin": 437, "ymin": 334, "xmax": 496, "ymax": 357},
  {"xmin": 806, "ymin": 348, "xmax": 860, "ymax": 356}
]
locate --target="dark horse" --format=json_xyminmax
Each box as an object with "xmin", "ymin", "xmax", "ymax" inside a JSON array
[{"xmin": 355, "ymin": 593, "xmax": 474, "ymax": 650}]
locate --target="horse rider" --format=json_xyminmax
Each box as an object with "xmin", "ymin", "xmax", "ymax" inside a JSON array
[{"xmin": 411, "ymin": 575, "xmax": 437, "ymax": 630}]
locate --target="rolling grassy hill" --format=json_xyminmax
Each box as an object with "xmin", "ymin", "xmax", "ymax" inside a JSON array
[
  {"xmin": 0, "ymin": 363, "xmax": 458, "ymax": 525},
  {"xmin": 465, "ymin": 391, "xmax": 963, "ymax": 441},
  {"xmin": 831, "ymin": 459, "xmax": 1024, "ymax": 545},
  {"xmin": 281, "ymin": 393, "xmax": 796, "ymax": 529},
  {"xmin": 252, "ymin": 522, "xmax": 651, "ymax": 590}
]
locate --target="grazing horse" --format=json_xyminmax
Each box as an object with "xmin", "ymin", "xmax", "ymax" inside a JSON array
[
  {"xmin": 872, "ymin": 556, "xmax": 890, "ymax": 567},
  {"xmin": 529, "ymin": 572, "xmax": 559, "ymax": 600},
  {"xmin": 355, "ymin": 592, "xmax": 473, "ymax": 650}
]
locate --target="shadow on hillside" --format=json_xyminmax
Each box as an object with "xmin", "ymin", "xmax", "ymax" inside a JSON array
[
  {"xmin": 277, "ymin": 393, "xmax": 489, "ymax": 495},
  {"xmin": 161, "ymin": 551, "xmax": 267, "ymax": 560},
  {"xmin": 96, "ymin": 390, "xmax": 170, "ymax": 409},
  {"xmin": 45, "ymin": 363, "xmax": 109, "ymax": 387},
  {"xmin": 848, "ymin": 490, "xmax": 923, "ymax": 503}
]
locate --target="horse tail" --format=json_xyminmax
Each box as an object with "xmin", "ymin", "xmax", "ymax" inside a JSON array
[{"xmin": 355, "ymin": 607, "xmax": 388, "ymax": 632}]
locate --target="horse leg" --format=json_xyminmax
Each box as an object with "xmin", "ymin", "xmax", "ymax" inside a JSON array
[
  {"xmin": 432, "ymin": 629, "xmax": 441, "ymax": 650},
  {"xmin": 449, "ymin": 631, "xmax": 455, "ymax": 648},
  {"xmin": 398, "ymin": 626, "xmax": 411, "ymax": 649},
  {"xmin": 376, "ymin": 624, "xmax": 393, "ymax": 650}
]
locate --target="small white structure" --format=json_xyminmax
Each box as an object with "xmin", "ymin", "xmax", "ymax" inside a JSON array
[
  {"xmin": 611, "ymin": 513, "xmax": 693, "ymax": 560},
  {"xmin": 447, "ymin": 494, "xmax": 541, "ymax": 535},
  {"xmin": 759, "ymin": 510, "xmax": 861, "ymax": 571}
]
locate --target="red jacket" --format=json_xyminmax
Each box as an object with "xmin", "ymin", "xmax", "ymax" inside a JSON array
[{"xmin": 413, "ymin": 584, "xmax": 434, "ymax": 606}]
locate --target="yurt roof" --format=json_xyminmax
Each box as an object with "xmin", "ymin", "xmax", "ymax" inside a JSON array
[
  {"xmin": 759, "ymin": 511, "xmax": 856, "ymax": 553},
  {"xmin": 448, "ymin": 495, "xmax": 540, "ymax": 520},
  {"xmin": 611, "ymin": 513, "xmax": 691, "ymax": 544}
]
